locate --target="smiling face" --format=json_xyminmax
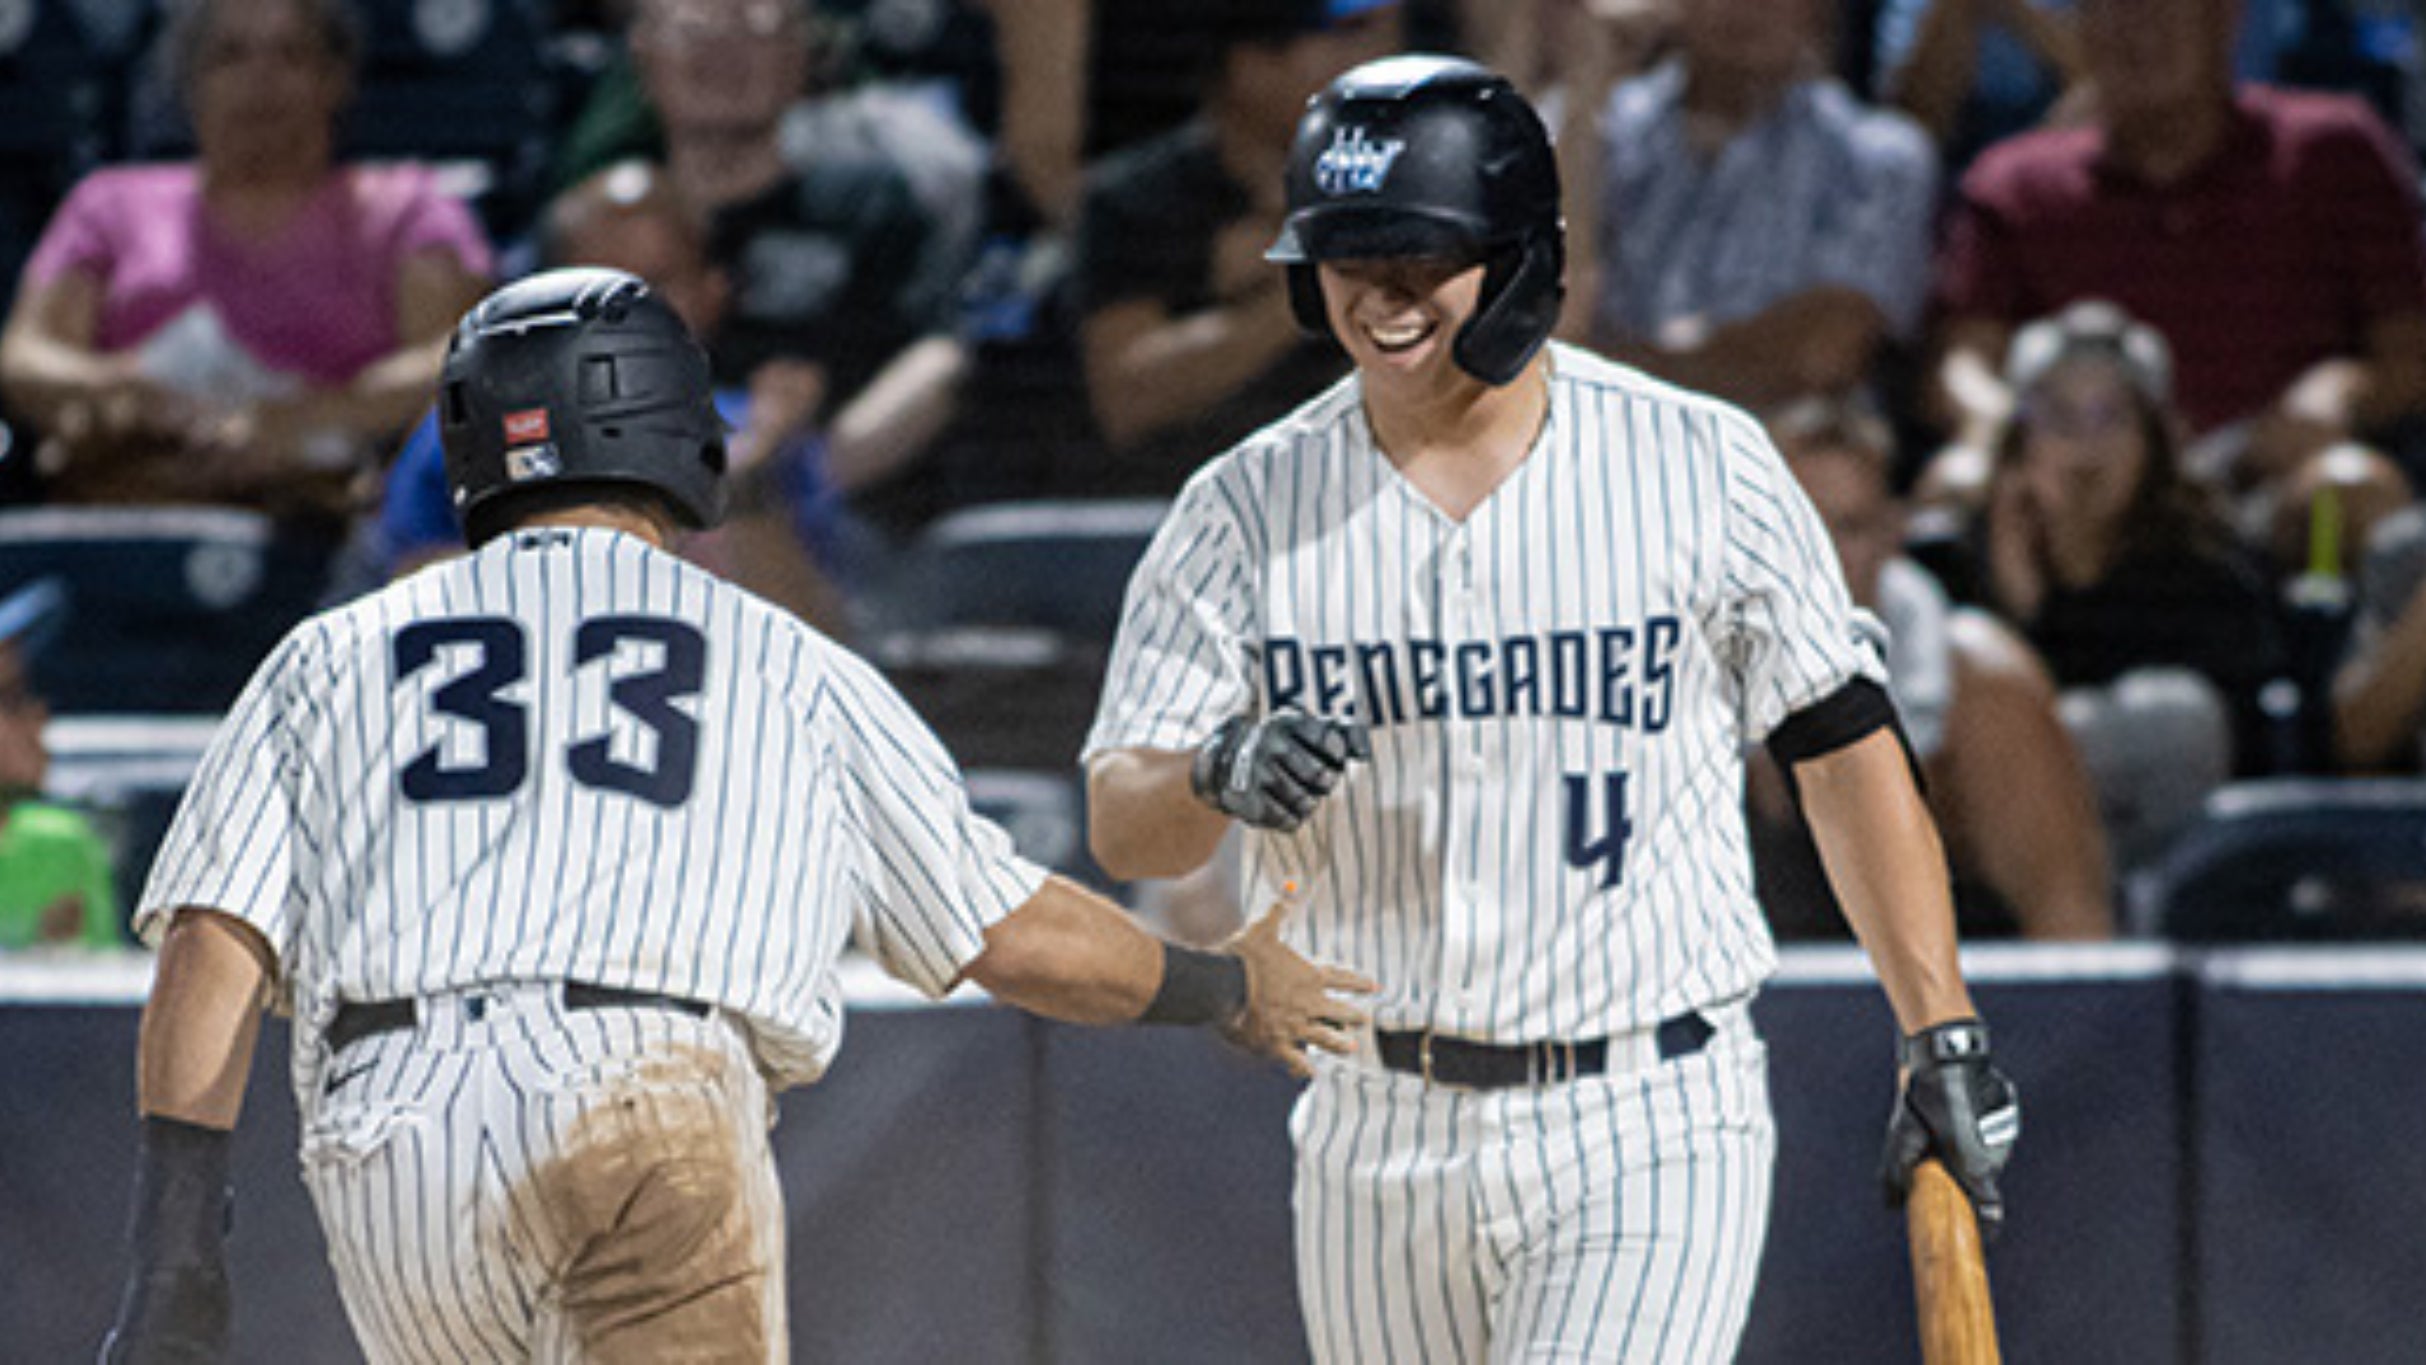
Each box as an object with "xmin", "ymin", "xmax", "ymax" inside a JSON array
[{"xmin": 1317, "ymin": 254, "xmax": 1489, "ymax": 398}]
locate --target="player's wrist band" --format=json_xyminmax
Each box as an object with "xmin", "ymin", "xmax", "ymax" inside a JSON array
[{"xmin": 1141, "ymin": 943, "xmax": 1249, "ymax": 1027}]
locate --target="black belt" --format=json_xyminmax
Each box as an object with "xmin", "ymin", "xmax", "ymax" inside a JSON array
[
  {"xmin": 325, "ymin": 982, "xmax": 711, "ymax": 1054},
  {"xmin": 1375, "ymin": 1011, "xmax": 1717, "ymax": 1090}
]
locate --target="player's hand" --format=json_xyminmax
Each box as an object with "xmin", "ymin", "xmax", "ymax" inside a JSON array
[
  {"xmin": 99, "ymin": 1262, "xmax": 231, "ymax": 1364},
  {"xmin": 1219, "ymin": 896, "xmax": 1378, "ymax": 1079},
  {"xmin": 1881, "ymin": 1018, "xmax": 2021, "ymax": 1238},
  {"xmin": 1191, "ymin": 711, "xmax": 1372, "ymax": 832}
]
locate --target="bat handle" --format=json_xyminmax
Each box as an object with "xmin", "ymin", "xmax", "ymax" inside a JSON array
[{"xmin": 1907, "ymin": 1158, "xmax": 2002, "ymax": 1365}]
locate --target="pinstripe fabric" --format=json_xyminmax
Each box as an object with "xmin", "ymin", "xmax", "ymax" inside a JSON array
[
  {"xmin": 136, "ymin": 525, "xmax": 1046, "ymax": 1360},
  {"xmin": 140, "ymin": 526, "xmax": 1043, "ymax": 1090},
  {"xmin": 1086, "ymin": 342, "xmax": 1879, "ymax": 1360},
  {"xmin": 1293, "ymin": 1022, "xmax": 1773, "ymax": 1364},
  {"xmin": 300, "ymin": 986, "xmax": 785, "ymax": 1364}
]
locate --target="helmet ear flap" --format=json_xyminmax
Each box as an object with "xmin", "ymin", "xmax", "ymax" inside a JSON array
[
  {"xmin": 1286, "ymin": 262, "xmax": 1330, "ymax": 340},
  {"xmin": 1452, "ymin": 230, "xmax": 1565, "ymax": 386}
]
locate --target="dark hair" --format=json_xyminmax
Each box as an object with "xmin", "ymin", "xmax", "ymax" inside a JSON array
[
  {"xmin": 464, "ymin": 482, "xmax": 682, "ymax": 549},
  {"xmin": 1992, "ymin": 377, "xmax": 2230, "ymax": 563},
  {"xmin": 170, "ymin": 0, "xmax": 364, "ymax": 100}
]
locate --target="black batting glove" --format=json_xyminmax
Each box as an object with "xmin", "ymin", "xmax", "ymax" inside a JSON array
[
  {"xmin": 1880, "ymin": 1018, "xmax": 2021, "ymax": 1238},
  {"xmin": 1191, "ymin": 710, "xmax": 1372, "ymax": 832},
  {"xmin": 99, "ymin": 1117, "xmax": 235, "ymax": 1364}
]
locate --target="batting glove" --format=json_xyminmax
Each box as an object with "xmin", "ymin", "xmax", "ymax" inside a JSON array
[
  {"xmin": 99, "ymin": 1117, "xmax": 234, "ymax": 1364},
  {"xmin": 1191, "ymin": 711, "xmax": 1372, "ymax": 832},
  {"xmin": 1881, "ymin": 1018, "xmax": 2021, "ymax": 1237}
]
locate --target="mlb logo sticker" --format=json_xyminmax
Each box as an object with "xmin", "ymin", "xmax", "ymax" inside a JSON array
[
  {"xmin": 505, "ymin": 443, "xmax": 562, "ymax": 482},
  {"xmin": 504, "ymin": 408, "xmax": 551, "ymax": 444},
  {"xmin": 1315, "ymin": 125, "xmax": 1406, "ymax": 197}
]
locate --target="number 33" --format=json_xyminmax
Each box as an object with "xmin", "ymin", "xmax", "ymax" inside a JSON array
[{"xmin": 394, "ymin": 616, "xmax": 706, "ymax": 809}]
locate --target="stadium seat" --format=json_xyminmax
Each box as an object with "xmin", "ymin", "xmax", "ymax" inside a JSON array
[
  {"xmin": 2133, "ymin": 777, "xmax": 2426, "ymax": 941},
  {"xmin": 964, "ymin": 766, "xmax": 1121, "ymax": 894},
  {"xmin": 859, "ymin": 499, "xmax": 1168, "ymax": 770},
  {"xmin": 0, "ymin": 506, "xmax": 336, "ymax": 714}
]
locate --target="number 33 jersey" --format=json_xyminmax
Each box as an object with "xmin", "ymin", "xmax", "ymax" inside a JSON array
[
  {"xmin": 139, "ymin": 526, "xmax": 1043, "ymax": 1088},
  {"xmin": 1085, "ymin": 344, "xmax": 1885, "ymax": 1041}
]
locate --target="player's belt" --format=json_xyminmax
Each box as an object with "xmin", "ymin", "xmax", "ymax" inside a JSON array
[
  {"xmin": 325, "ymin": 982, "xmax": 713, "ymax": 1054},
  {"xmin": 1374, "ymin": 1011, "xmax": 1716, "ymax": 1090}
]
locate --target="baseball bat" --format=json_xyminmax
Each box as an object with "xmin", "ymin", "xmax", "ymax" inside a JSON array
[{"xmin": 1906, "ymin": 1158, "xmax": 2001, "ymax": 1365}]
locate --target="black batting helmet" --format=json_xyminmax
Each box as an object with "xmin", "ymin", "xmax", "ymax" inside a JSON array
[
  {"xmin": 1267, "ymin": 54, "xmax": 1564, "ymax": 386},
  {"xmin": 439, "ymin": 267, "xmax": 727, "ymax": 542}
]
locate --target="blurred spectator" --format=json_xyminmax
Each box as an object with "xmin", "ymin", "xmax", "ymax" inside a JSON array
[
  {"xmin": 1587, "ymin": 0, "xmax": 1938, "ymax": 410},
  {"xmin": 2333, "ymin": 503, "xmax": 2426, "ymax": 772},
  {"xmin": 1752, "ymin": 394, "xmax": 2113, "ymax": 941},
  {"xmin": 0, "ymin": 579, "xmax": 120, "ymax": 950},
  {"xmin": 1872, "ymin": 0, "xmax": 2082, "ymax": 169},
  {"xmin": 1934, "ymin": 299, "xmax": 2287, "ymax": 776},
  {"xmin": 381, "ymin": 161, "xmax": 860, "ymax": 636},
  {"xmin": 0, "ymin": 0, "xmax": 491, "ymax": 533},
  {"xmin": 1071, "ymin": 0, "xmax": 1402, "ymax": 496},
  {"xmin": 630, "ymin": 0, "xmax": 978, "ymax": 426},
  {"xmin": 1929, "ymin": 0, "xmax": 2426, "ymax": 493}
]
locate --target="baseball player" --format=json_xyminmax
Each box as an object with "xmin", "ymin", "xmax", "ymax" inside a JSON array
[
  {"xmin": 1084, "ymin": 56, "xmax": 2021, "ymax": 1362},
  {"xmin": 98, "ymin": 268, "xmax": 1373, "ymax": 1364}
]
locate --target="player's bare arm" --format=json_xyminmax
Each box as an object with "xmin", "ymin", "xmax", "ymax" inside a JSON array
[
  {"xmin": 103, "ymin": 907, "xmax": 276, "ymax": 1364},
  {"xmin": 1088, "ymin": 712, "xmax": 1371, "ymax": 881},
  {"xmin": 1790, "ymin": 724, "xmax": 2021, "ymax": 1233},
  {"xmin": 959, "ymin": 873, "xmax": 1375, "ymax": 1077},
  {"xmin": 1087, "ymin": 747, "xmax": 1230, "ymax": 880}
]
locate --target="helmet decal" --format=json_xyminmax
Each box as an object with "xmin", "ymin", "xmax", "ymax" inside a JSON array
[{"xmin": 1314, "ymin": 126, "xmax": 1407, "ymax": 198}]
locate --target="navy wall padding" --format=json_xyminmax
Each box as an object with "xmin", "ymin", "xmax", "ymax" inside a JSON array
[{"xmin": 2195, "ymin": 977, "xmax": 2426, "ymax": 1365}]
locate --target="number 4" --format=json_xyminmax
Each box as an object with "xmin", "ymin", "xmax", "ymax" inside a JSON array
[{"xmin": 1562, "ymin": 771, "xmax": 1632, "ymax": 889}]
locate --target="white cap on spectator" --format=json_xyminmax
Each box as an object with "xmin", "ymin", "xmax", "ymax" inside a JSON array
[{"xmin": 2005, "ymin": 298, "xmax": 2174, "ymax": 405}]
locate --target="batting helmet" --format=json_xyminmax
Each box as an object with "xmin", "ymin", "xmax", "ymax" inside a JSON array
[
  {"xmin": 439, "ymin": 267, "xmax": 727, "ymax": 542},
  {"xmin": 1267, "ymin": 54, "xmax": 1564, "ymax": 386}
]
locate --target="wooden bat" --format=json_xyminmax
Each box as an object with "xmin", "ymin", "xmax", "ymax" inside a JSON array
[{"xmin": 1906, "ymin": 1159, "xmax": 2001, "ymax": 1364}]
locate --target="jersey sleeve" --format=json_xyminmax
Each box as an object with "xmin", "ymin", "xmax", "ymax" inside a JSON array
[
  {"xmin": 134, "ymin": 633, "xmax": 310, "ymax": 958},
  {"xmin": 1712, "ymin": 411, "xmax": 1888, "ymax": 744},
  {"xmin": 1080, "ymin": 475, "xmax": 1259, "ymax": 760},
  {"xmin": 822, "ymin": 646, "xmax": 1048, "ymax": 998}
]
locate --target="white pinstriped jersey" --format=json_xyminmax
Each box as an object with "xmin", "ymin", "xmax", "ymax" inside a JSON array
[
  {"xmin": 1086, "ymin": 342, "xmax": 1883, "ymax": 1043},
  {"xmin": 139, "ymin": 526, "xmax": 1043, "ymax": 1089}
]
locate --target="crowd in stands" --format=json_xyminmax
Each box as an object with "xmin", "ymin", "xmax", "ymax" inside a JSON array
[{"xmin": 0, "ymin": 0, "xmax": 2423, "ymax": 949}]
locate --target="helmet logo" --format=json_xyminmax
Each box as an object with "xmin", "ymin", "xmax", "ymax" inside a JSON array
[
  {"xmin": 1314, "ymin": 125, "xmax": 1406, "ymax": 197},
  {"xmin": 506, "ymin": 443, "xmax": 562, "ymax": 483},
  {"xmin": 503, "ymin": 408, "xmax": 551, "ymax": 444}
]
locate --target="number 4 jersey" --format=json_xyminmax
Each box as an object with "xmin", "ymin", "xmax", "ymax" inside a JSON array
[
  {"xmin": 138, "ymin": 526, "xmax": 1045, "ymax": 1089},
  {"xmin": 1082, "ymin": 344, "xmax": 1886, "ymax": 1042}
]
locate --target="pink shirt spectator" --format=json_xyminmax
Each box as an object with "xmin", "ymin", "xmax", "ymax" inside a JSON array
[
  {"xmin": 1937, "ymin": 86, "xmax": 2426, "ymax": 435},
  {"xmin": 23, "ymin": 163, "xmax": 494, "ymax": 388}
]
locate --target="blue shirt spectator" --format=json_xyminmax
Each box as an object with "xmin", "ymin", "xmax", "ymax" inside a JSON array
[
  {"xmin": 1591, "ymin": 10, "xmax": 1939, "ymax": 409},
  {"xmin": 379, "ymin": 393, "xmax": 864, "ymax": 584}
]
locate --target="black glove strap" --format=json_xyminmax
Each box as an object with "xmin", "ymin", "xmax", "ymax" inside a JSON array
[
  {"xmin": 1140, "ymin": 944, "xmax": 1249, "ymax": 1027},
  {"xmin": 1902, "ymin": 1017, "xmax": 1990, "ymax": 1070},
  {"xmin": 1189, "ymin": 718, "xmax": 1247, "ymax": 811}
]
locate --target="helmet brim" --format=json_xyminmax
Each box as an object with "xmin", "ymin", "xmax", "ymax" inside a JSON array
[{"xmin": 1266, "ymin": 204, "xmax": 1492, "ymax": 266}]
